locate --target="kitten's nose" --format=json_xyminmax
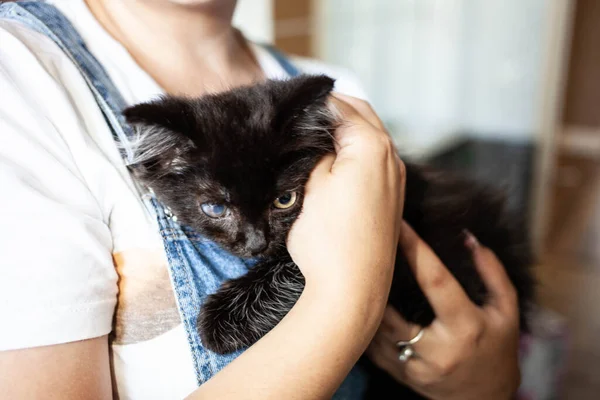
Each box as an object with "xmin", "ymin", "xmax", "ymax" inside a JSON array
[{"xmin": 246, "ymin": 228, "xmax": 268, "ymax": 256}]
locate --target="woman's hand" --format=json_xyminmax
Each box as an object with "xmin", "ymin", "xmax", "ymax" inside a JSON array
[
  {"xmin": 288, "ymin": 94, "xmax": 405, "ymax": 309},
  {"xmin": 366, "ymin": 222, "xmax": 521, "ymax": 400}
]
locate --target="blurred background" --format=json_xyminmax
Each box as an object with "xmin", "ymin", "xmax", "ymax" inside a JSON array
[{"xmin": 234, "ymin": 1, "xmax": 599, "ymax": 399}]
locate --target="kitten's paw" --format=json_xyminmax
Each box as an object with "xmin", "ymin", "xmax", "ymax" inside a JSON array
[
  {"xmin": 197, "ymin": 262, "xmax": 302, "ymax": 354},
  {"xmin": 197, "ymin": 287, "xmax": 256, "ymax": 354}
]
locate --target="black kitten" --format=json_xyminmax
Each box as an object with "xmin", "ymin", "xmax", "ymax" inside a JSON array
[{"xmin": 124, "ymin": 75, "xmax": 534, "ymax": 399}]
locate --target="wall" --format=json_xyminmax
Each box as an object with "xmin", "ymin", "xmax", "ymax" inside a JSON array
[
  {"xmin": 315, "ymin": 0, "xmax": 465, "ymax": 157},
  {"xmin": 233, "ymin": 0, "xmax": 273, "ymax": 44},
  {"xmin": 315, "ymin": 0, "xmax": 550, "ymax": 157},
  {"xmin": 273, "ymin": 0, "xmax": 312, "ymax": 57},
  {"xmin": 562, "ymin": 0, "xmax": 600, "ymax": 127},
  {"xmin": 460, "ymin": 0, "xmax": 546, "ymax": 141}
]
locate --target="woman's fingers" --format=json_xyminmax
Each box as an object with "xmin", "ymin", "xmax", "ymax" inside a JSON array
[
  {"xmin": 398, "ymin": 221, "xmax": 475, "ymax": 326},
  {"xmin": 376, "ymin": 306, "xmax": 450, "ymax": 367},
  {"xmin": 368, "ymin": 229, "xmax": 521, "ymax": 400},
  {"xmin": 366, "ymin": 324, "xmax": 442, "ymax": 388},
  {"xmin": 327, "ymin": 95, "xmax": 390, "ymax": 152},
  {"xmin": 378, "ymin": 306, "xmax": 421, "ymax": 345},
  {"xmin": 465, "ymin": 232, "xmax": 519, "ymax": 317},
  {"xmin": 303, "ymin": 154, "xmax": 336, "ymax": 188},
  {"xmin": 330, "ymin": 93, "xmax": 386, "ymax": 131}
]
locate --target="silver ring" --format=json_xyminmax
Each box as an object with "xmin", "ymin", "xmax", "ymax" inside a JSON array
[
  {"xmin": 395, "ymin": 328, "xmax": 425, "ymax": 348},
  {"xmin": 396, "ymin": 328, "xmax": 424, "ymax": 363},
  {"xmin": 398, "ymin": 346, "xmax": 415, "ymax": 363}
]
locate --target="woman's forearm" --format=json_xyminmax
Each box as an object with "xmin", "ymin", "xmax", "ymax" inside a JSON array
[{"xmin": 189, "ymin": 281, "xmax": 386, "ymax": 400}]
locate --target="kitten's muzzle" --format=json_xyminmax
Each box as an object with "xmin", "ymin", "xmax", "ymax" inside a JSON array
[{"xmin": 245, "ymin": 228, "xmax": 269, "ymax": 256}]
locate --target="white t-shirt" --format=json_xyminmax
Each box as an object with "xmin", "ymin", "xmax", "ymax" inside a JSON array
[{"xmin": 0, "ymin": 1, "xmax": 366, "ymax": 398}]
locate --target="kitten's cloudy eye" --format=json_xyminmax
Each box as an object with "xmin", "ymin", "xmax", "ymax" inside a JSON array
[
  {"xmin": 201, "ymin": 203, "xmax": 227, "ymax": 218},
  {"xmin": 273, "ymin": 192, "xmax": 297, "ymax": 209}
]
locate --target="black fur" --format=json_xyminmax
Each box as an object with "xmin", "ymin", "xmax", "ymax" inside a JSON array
[{"xmin": 124, "ymin": 74, "xmax": 534, "ymax": 399}]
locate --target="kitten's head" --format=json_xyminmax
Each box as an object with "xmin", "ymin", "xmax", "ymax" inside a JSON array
[{"xmin": 124, "ymin": 75, "xmax": 336, "ymax": 258}]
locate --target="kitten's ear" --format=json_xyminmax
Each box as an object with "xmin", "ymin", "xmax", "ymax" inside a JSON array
[
  {"xmin": 123, "ymin": 97, "xmax": 199, "ymax": 178},
  {"xmin": 278, "ymin": 75, "xmax": 335, "ymax": 117},
  {"xmin": 274, "ymin": 75, "xmax": 337, "ymax": 154},
  {"xmin": 123, "ymin": 96, "xmax": 197, "ymax": 136}
]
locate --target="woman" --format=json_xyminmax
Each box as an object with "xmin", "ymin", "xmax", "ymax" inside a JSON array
[{"xmin": 0, "ymin": 0, "xmax": 520, "ymax": 399}]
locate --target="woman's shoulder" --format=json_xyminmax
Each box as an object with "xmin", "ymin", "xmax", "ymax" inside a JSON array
[{"xmin": 288, "ymin": 54, "xmax": 369, "ymax": 101}]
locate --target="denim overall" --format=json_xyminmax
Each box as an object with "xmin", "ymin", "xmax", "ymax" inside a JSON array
[{"xmin": 0, "ymin": 1, "xmax": 366, "ymax": 398}]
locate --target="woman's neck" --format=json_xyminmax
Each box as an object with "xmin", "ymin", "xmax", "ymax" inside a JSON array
[{"xmin": 85, "ymin": 0, "xmax": 263, "ymax": 95}]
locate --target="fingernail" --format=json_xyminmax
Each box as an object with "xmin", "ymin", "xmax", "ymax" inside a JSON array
[{"xmin": 463, "ymin": 229, "xmax": 480, "ymax": 251}]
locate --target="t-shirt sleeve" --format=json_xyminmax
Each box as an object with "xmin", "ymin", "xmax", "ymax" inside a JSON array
[{"xmin": 0, "ymin": 24, "xmax": 118, "ymax": 351}]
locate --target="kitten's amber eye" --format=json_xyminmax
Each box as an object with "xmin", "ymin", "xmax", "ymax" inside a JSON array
[
  {"xmin": 201, "ymin": 203, "xmax": 227, "ymax": 218},
  {"xmin": 273, "ymin": 192, "xmax": 297, "ymax": 209}
]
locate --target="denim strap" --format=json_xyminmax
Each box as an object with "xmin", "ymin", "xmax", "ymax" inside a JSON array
[{"xmin": 262, "ymin": 44, "xmax": 301, "ymax": 77}]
